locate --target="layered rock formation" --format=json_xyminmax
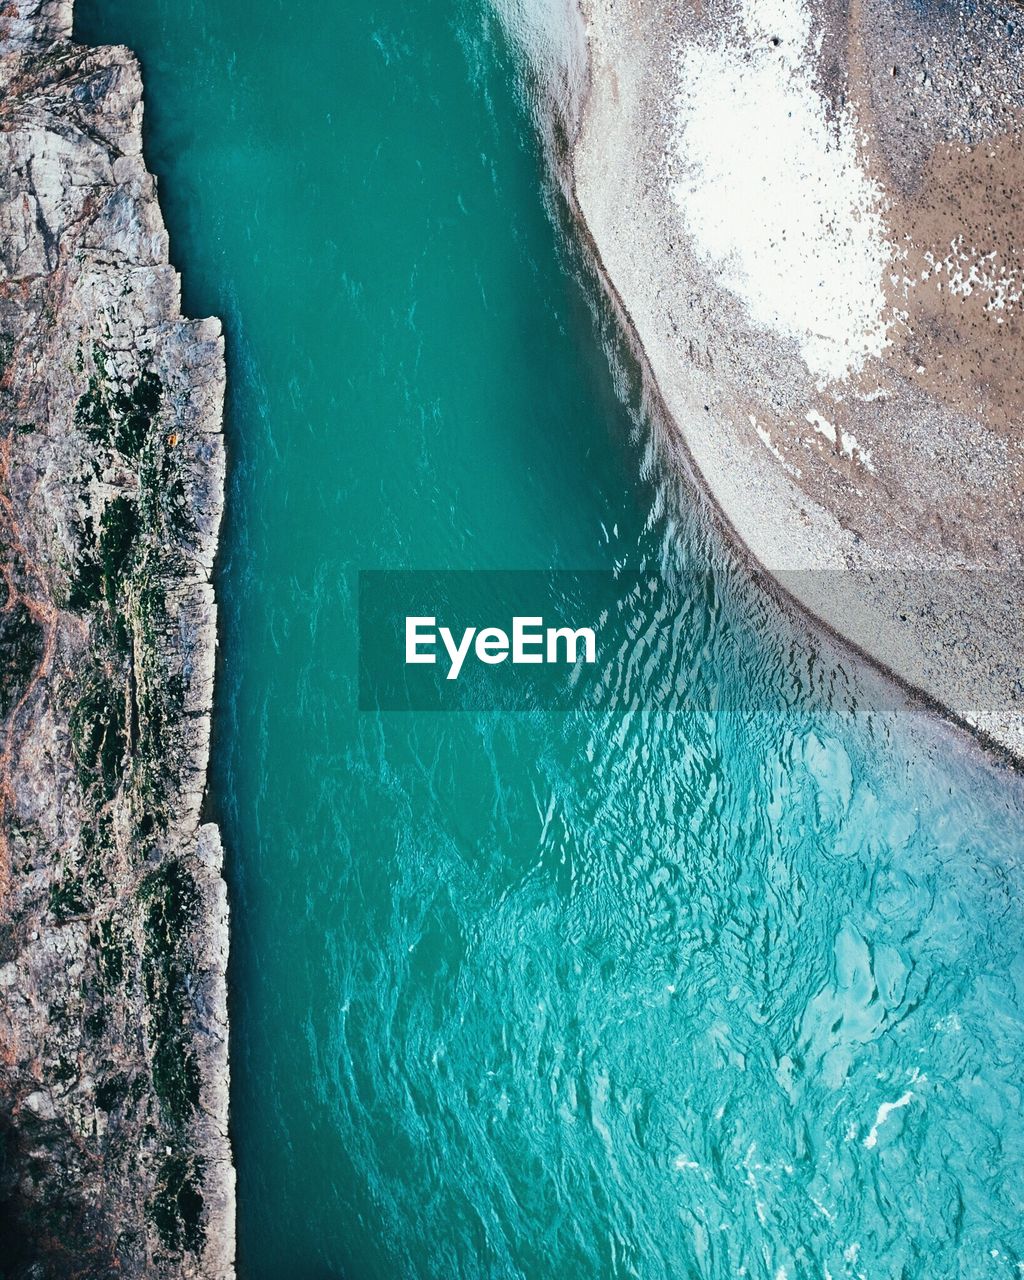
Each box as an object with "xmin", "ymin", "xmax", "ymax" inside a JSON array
[
  {"xmin": 564, "ymin": 0, "xmax": 1024, "ymax": 758},
  {"xmin": 0, "ymin": 2, "xmax": 233, "ymax": 1274}
]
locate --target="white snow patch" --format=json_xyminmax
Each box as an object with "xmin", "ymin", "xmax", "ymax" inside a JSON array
[
  {"xmin": 863, "ymin": 1090, "xmax": 914, "ymax": 1148},
  {"xmin": 669, "ymin": 0, "xmax": 892, "ymax": 385},
  {"xmin": 751, "ymin": 413, "xmax": 802, "ymax": 475},
  {"xmin": 923, "ymin": 237, "xmax": 1023, "ymax": 311},
  {"xmin": 805, "ymin": 409, "xmax": 875, "ymax": 471},
  {"xmin": 806, "ymin": 408, "xmax": 837, "ymax": 445}
]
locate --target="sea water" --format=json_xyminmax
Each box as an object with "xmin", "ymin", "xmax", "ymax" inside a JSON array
[{"xmin": 74, "ymin": 1, "xmax": 1024, "ymax": 1276}]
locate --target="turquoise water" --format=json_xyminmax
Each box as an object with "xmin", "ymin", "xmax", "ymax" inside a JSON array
[{"xmin": 75, "ymin": 3, "xmax": 1024, "ymax": 1277}]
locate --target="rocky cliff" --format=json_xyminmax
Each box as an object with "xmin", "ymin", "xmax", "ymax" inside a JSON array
[{"xmin": 0, "ymin": 2, "xmax": 233, "ymax": 1275}]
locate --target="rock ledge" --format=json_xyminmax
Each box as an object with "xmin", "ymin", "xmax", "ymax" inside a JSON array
[{"xmin": 0, "ymin": 2, "xmax": 233, "ymax": 1275}]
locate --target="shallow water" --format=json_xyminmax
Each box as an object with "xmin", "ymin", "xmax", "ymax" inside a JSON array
[{"xmin": 74, "ymin": 2, "xmax": 1024, "ymax": 1276}]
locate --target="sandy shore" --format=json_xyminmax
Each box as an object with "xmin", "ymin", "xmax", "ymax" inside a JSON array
[{"xmin": 557, "ymin": 0, "xmax": 1024, "ymax": 761}]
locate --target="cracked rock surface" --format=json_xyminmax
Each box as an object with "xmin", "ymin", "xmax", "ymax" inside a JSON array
[{"xmin": 0, "ymin": 2, "xmax": 233, "ymax": 1275}]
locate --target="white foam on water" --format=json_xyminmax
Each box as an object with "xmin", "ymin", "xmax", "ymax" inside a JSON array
[
  {"xmin": 863, "ymin": 1090, "xmax": 914, "ymax": 1148},
  {"xmin": 669, "ymin": 0, "xmax": 892, "ymax": 385},
  {"xmin": 490, "ymin": 0, "xmax": 588, "ymax": 143}
]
